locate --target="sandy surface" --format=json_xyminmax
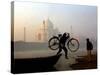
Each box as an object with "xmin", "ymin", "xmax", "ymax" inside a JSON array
[{"xmin": 70, "ymin": 54, "xmax": 97, "ymax": 69}]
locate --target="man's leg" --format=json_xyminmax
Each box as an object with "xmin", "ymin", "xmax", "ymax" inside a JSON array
[
  {"xmin": 87, "ymin": 50, "xmax": 91, "ymax": 61},
  {"xmin": 89, "ymin": 50, "xmax": 91, "ymax": 61},
  {"xmin": 57, "ymin": 48, "xmax": 62, "ymax": 55},
  {"xmin": 63, "ymin": 47, "xmax": 68, "ymax": 59}
]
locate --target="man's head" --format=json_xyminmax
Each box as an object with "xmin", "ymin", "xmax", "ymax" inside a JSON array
[
  {"xmin": 63, "ymin": 32, "xmax": 70, "ymax": 37},
  {"xmin": 63, "ymin": 33, "xmax": 67, "ymax": 37},
  {"xmin": 86, "ymin": 38, "xmax": 89, "ymax": 41}
]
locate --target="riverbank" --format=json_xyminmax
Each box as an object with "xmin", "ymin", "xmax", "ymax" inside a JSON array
[{"xmin": 70, "ymin": 54, "xmax": 97, "ymax": 70}]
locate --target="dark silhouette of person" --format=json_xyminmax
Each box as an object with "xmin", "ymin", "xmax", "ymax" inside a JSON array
[
  {"xmin": 57, "ymin": 33, "xmax": 70, "ymax": 59},
  {"xmin": 86, "ymin": 38, "xmax": 93, "ymax": 61}
]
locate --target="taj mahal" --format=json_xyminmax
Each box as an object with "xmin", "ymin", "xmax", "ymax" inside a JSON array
[{"xmin": 24, "ymin": 18, "xmax": 60, "ymax": 42}]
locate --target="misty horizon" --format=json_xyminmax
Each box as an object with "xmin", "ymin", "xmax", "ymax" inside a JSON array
[{"xmin": 13, "ymin": 2, "xmax": 97, "ymax": 42}]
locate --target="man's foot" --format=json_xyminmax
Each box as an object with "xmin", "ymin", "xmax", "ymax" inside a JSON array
[{"xmin": 56, "ymin": 53, "xmax": 59, "ymax": 55}]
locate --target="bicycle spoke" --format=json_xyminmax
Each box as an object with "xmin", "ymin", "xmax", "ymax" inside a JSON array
[
  {"xmin": 67, "ymin": 38, "xmax": 79, "ymax": 52},
  {"xmin": 48, "ymin": 37, "xmax": 59, "ymax": 50}
]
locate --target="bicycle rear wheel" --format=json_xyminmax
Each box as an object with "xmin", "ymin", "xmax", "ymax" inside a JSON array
[
  {"xmin": 48, "ymin": 36, "xmax": 59, "ymax": 50},
  {"xmin": 67, "ymin": 38, "xmax": 79, "ymax": 52}
]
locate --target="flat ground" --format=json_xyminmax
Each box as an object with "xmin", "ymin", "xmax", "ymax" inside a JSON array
[{"xmin": 70, "ymin": 54, "xmax": 97, "ymax": 70}]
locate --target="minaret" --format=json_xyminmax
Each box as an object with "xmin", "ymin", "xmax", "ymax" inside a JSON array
[
  {"xmin": 24, "ymin": 27, "xmax": 26, "ymax": 42},
  {"xmin": 70, "ymin": 25, "xmax": 73, "ymax": 37},
  {"xmin": 43, "ymin": 20, "xmax": 47, "ymax": 42}
]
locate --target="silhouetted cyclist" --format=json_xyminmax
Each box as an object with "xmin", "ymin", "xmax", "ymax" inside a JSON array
[{"xmin": 57, "ymin": 33, "xmax": 70, "ymax": 59}]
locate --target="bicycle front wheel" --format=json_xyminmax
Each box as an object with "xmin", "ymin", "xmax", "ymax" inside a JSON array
[
  {"xmin": 48, "ymin": 36, "xmax": 59, "ymax": 50},
  {"xmin": 67, "ymin": 38, "xmax": 79, "ymax": 52}
]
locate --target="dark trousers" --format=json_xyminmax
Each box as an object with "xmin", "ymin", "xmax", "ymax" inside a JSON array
[{"xmin": 57, "ymin": 45, "xmax": 68, "ymax": 57}]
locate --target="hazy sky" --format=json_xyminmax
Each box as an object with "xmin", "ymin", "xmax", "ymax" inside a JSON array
[{"xmin": 14, "ymin": 2, "xmax": 97, "ymax": 42}]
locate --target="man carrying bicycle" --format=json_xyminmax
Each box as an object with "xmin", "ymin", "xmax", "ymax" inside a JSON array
[{"xmin": 57, "ymin": 32, "xmax": 70, "ymax": 59}]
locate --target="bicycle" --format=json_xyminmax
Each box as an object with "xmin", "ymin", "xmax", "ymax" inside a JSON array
[{"xmin": 48, "ymin": 34, "xmax": 79, "ymax": 52}]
